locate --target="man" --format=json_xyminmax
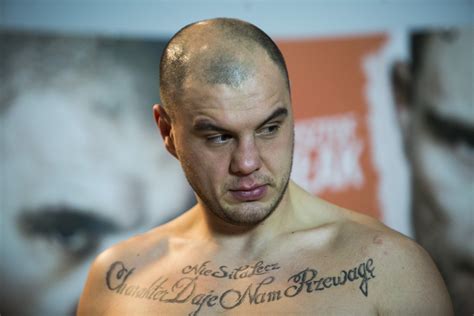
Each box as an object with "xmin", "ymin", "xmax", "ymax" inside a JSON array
[
  {"xmin": 0, "ymin": 32, "xmax": 191, "ymax": 315},
  {"xmin": 391, "ymin": 29, "xmax": 473, "ymax": 315},
  {"xmin": 78, "ymin": 18, "xmax": 452, "ymax": 315}
]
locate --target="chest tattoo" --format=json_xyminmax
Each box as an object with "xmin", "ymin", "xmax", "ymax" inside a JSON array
[{"xmin": 105, "ymin": 258, "xmax": 375, "ymax": 315}]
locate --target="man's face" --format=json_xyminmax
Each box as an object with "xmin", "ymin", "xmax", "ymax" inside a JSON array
[
  {"xmin": 170, "ymin": 59, "xmax": 294, "ymax": 225},
  {"xmin": 407, "ymin": 31, "xmax": 473, "ymax": 255},
  {"xmin": 0, "ymin": 68, "xmax": 190, "ymax": 315}
]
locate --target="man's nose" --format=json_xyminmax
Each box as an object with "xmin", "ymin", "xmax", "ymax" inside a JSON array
[{"xmin": 230, "ymin": 136, "xmax": 262, "ymax": 176}]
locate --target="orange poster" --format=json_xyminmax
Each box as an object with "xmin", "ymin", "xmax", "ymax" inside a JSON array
[{"xmin": 278, "ymin": 35, "xmax": 387, "ymax": 219}]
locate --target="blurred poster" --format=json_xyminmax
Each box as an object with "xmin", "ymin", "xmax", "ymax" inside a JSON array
[
  {"xmin": 0, "ymin": 31, "xmax": 193, "ymax": 315},
  {"xmin": 280, "ymin": 29, "xmax": 473, "ymax": 315},
  {"xmin": 391, "ymin": 29, "xmax": 473, "ymax": 315},
  {"xmin": 280, "ymin": 34, "xmax": 409, "ymax": 228},
  {"xmin": 1, "ymin": 28, "xmax": 471, "ymax": 316}
]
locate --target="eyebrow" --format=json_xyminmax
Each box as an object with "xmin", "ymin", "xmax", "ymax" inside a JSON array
[
  {"xmin": 259, "ymin": 107, "xmax": 289, "ymax": 128},
  {"xmin": 19, "ymin": 205, "xmax": 120, "ymax": 236},
  {"xmin": 424, "ymin": 108, "xmax": 474, "ymax": 146},
  {"xmin": 193, "ymin": 107, "xmax": 289, "ymax": 133}
]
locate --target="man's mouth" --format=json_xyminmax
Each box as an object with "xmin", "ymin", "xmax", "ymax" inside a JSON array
[{"xmin": 229, "ymin": 185, "xmax": 268, "ymax": 202}]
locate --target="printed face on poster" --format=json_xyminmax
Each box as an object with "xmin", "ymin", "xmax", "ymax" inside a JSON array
[{"xmin": 1, "ymin": 28, "xmax": 471, "ymax": 315}]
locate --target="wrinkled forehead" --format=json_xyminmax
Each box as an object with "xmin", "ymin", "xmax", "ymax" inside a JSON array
[{"xmin": 176, "ymin": 89, "xmax": 291, "ymax": 139}]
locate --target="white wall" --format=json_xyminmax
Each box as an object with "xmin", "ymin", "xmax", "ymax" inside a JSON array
[{"xmin": 1, "ymin": 0, "xmax": 472, "ymax": 38}]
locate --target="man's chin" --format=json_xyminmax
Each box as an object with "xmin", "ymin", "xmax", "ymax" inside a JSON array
[{"xmin": 219, "ymin": 202, "xmax": 275, "ymax": 226}]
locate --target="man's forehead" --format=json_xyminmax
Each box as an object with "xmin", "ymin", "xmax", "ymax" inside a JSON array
[
  {"xmin": 423, "ymin": 31, "xmax": 473, "ymax": 78},
  {"xmin": 177, "ymin": 73, "xmax": 290, "ymax": 120},
  {"xmin": 169, "ymin": 82, "xmax": 289, "ymax": 135},
  {"xmin": 3, "ymin": 89, "xmax": 155, "ymax": 170},
  {"xmin": 417, "ymin": 31, "xmax": 473, "ymax": 123},
  {"xmin": 190, "ymin": 105, "xmax": 290, "ymax": 136},
  {"xmin": 3, "ymin": 94, "xmax": 184, "ymax": 226}
]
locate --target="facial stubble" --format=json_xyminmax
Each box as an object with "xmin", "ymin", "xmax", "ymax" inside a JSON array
[{"xmin": 181, "ymin": 130, "xmax": 294, "ymax": 226}]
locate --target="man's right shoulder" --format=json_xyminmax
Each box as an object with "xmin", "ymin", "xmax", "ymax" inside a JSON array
[
  {"xmin": 76, "ymin": 227, "xmax": 171, "ymax": 315},
  {"xmin": 98, "ymin": 224, "xmax": 173, "ymax": 268}
]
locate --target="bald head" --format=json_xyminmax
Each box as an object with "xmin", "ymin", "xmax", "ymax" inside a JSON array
[{"xmin": 159, "ymin": 18, "xmax": 289, "ymax": 116}]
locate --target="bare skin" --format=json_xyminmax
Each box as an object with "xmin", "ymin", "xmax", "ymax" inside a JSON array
[
  {"xmin": 77, "ymin": 183, "xmax": 452, "ymax": 315},
  {"xmin": 78, "ymin": 18, "xmax": 452, "ymax": 315}
]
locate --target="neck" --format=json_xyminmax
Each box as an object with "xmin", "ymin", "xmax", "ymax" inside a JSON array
[{"xmin": 188, "ymin": 182, "xmax": 297, "ymax": 253}]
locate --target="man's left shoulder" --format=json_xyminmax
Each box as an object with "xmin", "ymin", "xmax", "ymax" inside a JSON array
[{"xmin": 343, "ymin": 216, "xmax": 453, "ymax": 315}]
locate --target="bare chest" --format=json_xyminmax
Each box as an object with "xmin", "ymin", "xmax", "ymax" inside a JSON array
[{"xmin": 102, "ymin": 257, "xmax": 378, "ymax": 315}]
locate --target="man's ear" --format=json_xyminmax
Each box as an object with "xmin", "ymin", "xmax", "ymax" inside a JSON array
[
  {"xmin": 390, "ymin": 61, "xmax": 413, "ymax": 138},
  {"xmin": 153, "ymin": 104, "xmax": 178, "ymax": 159}
]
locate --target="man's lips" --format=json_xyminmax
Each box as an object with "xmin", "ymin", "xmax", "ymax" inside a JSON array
[{"xmin": 229, "ymin": 185, "xmax": 268, "ymax": 201}]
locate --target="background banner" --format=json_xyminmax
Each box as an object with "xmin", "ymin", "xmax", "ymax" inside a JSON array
[{"xmin": 1, "ymin": 26, "xmax": 472, "ymax": 315}]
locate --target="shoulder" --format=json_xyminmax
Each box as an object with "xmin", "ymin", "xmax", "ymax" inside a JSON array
[
  {"xmin": 291, "ymin": 184, "xmax": 453, "ymax": 315},
  {"xmin": 77, "ymin": 226, "xmax": 171, "ymax": 315},
  {"xmin": 337, "ymin": 212, "xmax": 453, "ymax": 315},
  {"xmin": 371, "ymin": 231, "xmax": 452, "ymax": 315}
]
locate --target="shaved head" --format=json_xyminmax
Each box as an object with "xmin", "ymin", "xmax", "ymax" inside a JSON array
[{"xmin": 159, "ymin": 18, "xmax": 289, "ymax": 117}]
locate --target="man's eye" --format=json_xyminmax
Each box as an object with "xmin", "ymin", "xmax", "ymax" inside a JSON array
[
  {"xmin": 207, "ymin": 134, "xmax": 232, "ymax": 144},
  {"xmin": 19, "ymin": 206, "xmax": 119, "ymax": 258},
  {"xmin": 424, "ymin": 109, "xmax": 474, "ymax": 148},
  {"xmin": 257, "ymin": 125, "xmax": 280, "ymax": 136}
]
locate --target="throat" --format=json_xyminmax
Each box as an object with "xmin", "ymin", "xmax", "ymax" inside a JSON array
[{"xmin": 192, "ymin": 203, "xmax": 294, "ymax": 257}]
